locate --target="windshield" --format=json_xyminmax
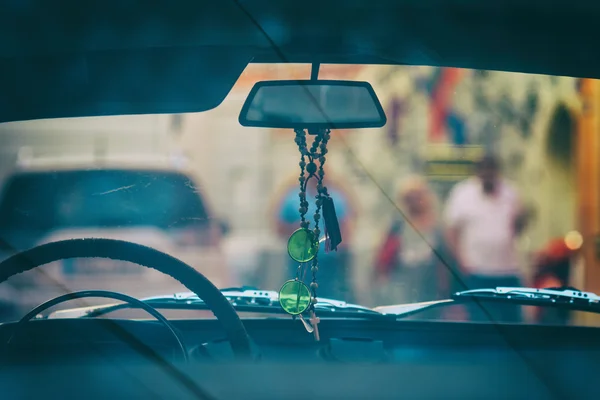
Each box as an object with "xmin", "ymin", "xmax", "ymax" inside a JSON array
[{"xmin": 0, "ymin": 63, "xmax": 589, "ymax": 327}]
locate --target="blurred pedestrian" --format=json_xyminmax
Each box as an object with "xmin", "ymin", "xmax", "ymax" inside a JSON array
[
  {"xmin": 444, "ymin": 153, "xmax": 527, "ymax": 322},
  {"xmin": 374, "ymin": 176, "xmax": 450, "ymax": 310}
]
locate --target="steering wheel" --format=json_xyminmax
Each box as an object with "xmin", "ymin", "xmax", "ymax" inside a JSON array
[
  {"xmin": 6, "ymin": 290, "xmax": 189, "ymax": 362},
  {"xmin": 0, "ymin": 238, "xmax": 253, "ymax": 358}
]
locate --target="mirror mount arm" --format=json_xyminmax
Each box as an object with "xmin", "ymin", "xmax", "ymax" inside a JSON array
[
  {"xmin": 304, "ymin": 64, "xmax": 322, "ymax": 135},
  {"xmin": 308, "ymin": 63, "xmax": 324, "ymax": 135},
  {"xmin": 311, "ymin": 63, "xmax": 320, "ymax": 81}
]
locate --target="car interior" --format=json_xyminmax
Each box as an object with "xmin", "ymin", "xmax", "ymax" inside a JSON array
[{"xmin": 2, "ymin": 1, "xmax": 600, "ymax": 399}]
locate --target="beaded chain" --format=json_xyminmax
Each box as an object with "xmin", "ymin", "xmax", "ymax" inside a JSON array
[{"xmin": 293, "ymin": 128, "xmax": 331, "ymax": 306}]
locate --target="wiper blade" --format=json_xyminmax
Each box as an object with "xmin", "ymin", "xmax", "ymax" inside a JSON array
[
  {"xmin": 453, "ymin": 286, "xmax": 600, "ymax": 312},
  {"xmin": 49, "ymin": 289, "xmax": 278, "ymax": 319},
  {"xmin": 48, "ymin": 289, "xmax": 385, "ymax": 319},
  {"xmin": 374, "ymin": 287, "xmax": 600, "ymax": 320}
]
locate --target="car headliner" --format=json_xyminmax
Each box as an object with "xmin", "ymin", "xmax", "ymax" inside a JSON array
[{"xmin": 0, "ymin": 0, "xmax": 597, "ymax": 123}]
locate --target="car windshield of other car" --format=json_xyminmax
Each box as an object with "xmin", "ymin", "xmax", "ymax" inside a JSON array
[{"xmin": 0, "ymin": 170, "xmax": 209, "ymax": 234}]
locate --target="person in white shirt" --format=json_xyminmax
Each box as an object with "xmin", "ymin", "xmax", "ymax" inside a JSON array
[{"xmin": 444, "ymin": 154, "xmax": 527, "ymax": 322}]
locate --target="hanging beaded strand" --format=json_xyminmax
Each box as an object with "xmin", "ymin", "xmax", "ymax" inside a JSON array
[
  {"xmin": 309, "ymin": 130, "xmax": 331, "ymax": 304},
  {"xmin": 292, "ymin": 128, "xmax": 331, "ymax": 304},
  {"xmin": 295, "ymin": 129, "xmax": 310, "ymax": 231},
  {"xmin": 294, "ymin": 129, "xmax": 311, "ymax": 280}
]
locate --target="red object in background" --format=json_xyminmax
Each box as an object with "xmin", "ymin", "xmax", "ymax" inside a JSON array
[
  {"xmin": 429, "ymin": 68, "xmax": 464, "ymax": 141},
  {"xmin": 544, "ymin": 238, "xmax": 572, "ymax": 260},
  {"xmin": 536, "ymin": 275, "xmax": 562, "ymax": 290},
  {"xmin": 533, "ymin": 238, "xmax": 573, "ymax": 287},
  {"xmin": 531, "ymin": 237, "xmax": 576, "ymax": 324},
  {"xmin": 375, "ymin": 233, "xmax": 401, "ymax": 277}
]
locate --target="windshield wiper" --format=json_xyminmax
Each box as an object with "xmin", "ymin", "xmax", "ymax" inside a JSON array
[
  {"xmin": 46, "ymin": 288, "xmax": 386, "ymax": 320},
  {"xmin": 49, "ymin": 286, "xmax": 600, "ymax": 321},
  {"xmin": 374, "ymin": 287, "xmax": 600, "ymax": 319},
  {"xmin": 453, "ymin": 286, "xmax": 600, "ymax": 312}
]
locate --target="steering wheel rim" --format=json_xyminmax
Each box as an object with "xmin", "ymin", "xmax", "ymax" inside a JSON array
[
  {"xmin": 6, "ymin": 290, "xmax": 189, "ymax": 362},
  {"xmin": 0, "ymin": 238, "xmax": 252, "ymax": 358}
]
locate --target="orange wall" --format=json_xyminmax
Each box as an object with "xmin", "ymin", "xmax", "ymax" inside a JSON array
[
  {"xmin": 577, "ymin": 79, "xmax": 600, "ymax": 325},
  {"xmin": 233, "ymin": 64, "xmax": 365, "ymax": 90}
]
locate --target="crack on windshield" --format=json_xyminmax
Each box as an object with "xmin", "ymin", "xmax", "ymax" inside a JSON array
[
  {"xmin": 184, "ymin": 179, "xmax": 201, "ymax": 194},
  {"xmin": 167, "ymin": 216, "xmax": 212, "ymax": 228},
  {"xmin": 93, "ymin": 184, "xmax": 137, "ymax": 196}
]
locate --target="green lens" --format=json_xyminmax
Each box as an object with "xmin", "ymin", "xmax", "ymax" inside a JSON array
[
  {"xmin": 279, "ymin": 280, "xmax": 311, "ymax": 315},
  {"xmin": 287, "ymin": 228, "xmax": 318, "ymax": 263}
]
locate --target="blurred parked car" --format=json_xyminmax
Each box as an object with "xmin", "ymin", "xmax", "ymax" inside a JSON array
[{"xmin": 0, "ymin": 153, "xmax": 229, "ymax": 316}]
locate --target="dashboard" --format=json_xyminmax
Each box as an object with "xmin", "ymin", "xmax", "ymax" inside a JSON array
[
  {"xmin": 0, "ymin": 318, "xmax": 600, "ymax": 399},
  {"xmin": 1, "ymin": 317, "xmax": 599, "ymax": 399}
]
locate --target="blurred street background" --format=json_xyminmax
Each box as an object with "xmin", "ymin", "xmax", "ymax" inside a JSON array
[{"xmin": 0, "ymin": 64, "xmax": 594, "ymax": 323}]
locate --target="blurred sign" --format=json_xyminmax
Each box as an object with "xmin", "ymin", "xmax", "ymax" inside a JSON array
[
  {"xmin": 425, "ymin": 160, "xmax": 476, "ymax": 181},
  {"xmin": 423, "ymin": 144, "xmax": 484, "ymax": 161},
  {"xmin": 423, "ymin": 145, "xmax": 483, "ymax": 200}
]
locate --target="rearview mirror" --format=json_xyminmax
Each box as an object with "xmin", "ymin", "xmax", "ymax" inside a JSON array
[{"xmin": 239, "ymin": 80, "xmax": 386, "ymax": 129}]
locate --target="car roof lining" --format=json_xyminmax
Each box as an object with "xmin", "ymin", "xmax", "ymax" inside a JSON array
[{"xmin": 0, "ymin": 0, "xmax": 597, "ymax": 122}]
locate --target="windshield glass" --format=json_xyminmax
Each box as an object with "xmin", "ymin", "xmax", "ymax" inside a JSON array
[{"xmin": 0, "ymin": 64, "xmax": 588, "ymax": 326}]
